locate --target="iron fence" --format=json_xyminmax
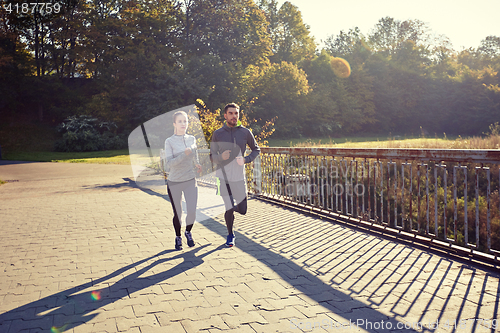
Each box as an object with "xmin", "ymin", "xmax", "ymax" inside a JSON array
[{"xmin": 247, "ymin": 147, "xmax": 500, "ymax": 263}]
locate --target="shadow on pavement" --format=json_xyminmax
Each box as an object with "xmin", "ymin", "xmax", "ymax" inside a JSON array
[{"xmin": 0, "ymin": 245, "xmax": 224, "ymax": 332}]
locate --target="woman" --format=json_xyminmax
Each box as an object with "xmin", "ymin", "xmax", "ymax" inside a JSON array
[{"xmin": 164, "ymin": 111, "xmax": 202, "ymax": 250}]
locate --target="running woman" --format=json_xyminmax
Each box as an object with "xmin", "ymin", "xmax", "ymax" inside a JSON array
[{"xmin": 164, "ymin": 111, "xmax": 202, "ymax": 250}]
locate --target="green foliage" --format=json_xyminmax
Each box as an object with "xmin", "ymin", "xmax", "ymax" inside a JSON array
[
  {"xmin": 54, "ymin": 115, "xmax": 125, "ymax": 152},
  {"xmin": 1, "ymin": 0, "xmax": 500, "ymax": 143},
  {"xmin": 251, "ymin": 61, "xmax": 309, "ymax": 137},
  {"xmin": 261, "ymin": 0, "xmax": 316, "ymax": 64},
  {"xmin": 302, "ymin": 51, "xmax": 376, "ymax": 136}
]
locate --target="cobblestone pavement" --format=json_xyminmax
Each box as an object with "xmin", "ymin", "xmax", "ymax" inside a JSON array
[{"xmin": 0, "ymin": 161, "xmax": 499, "ymax": 333}]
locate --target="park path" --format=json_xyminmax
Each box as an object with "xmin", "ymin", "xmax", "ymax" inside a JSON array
[{"xmin": 0, "ymin": 161, "xmax": 499, "ymax": 333}]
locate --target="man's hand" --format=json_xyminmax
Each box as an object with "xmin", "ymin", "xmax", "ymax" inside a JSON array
[
  {"xmin": 221, "ymin": 150, "xmax": 231, "ymax": 160},
  {"xmin": 236, "ymin": 156, "xmax": 245, "ymax": 166},
  {"xmin": 185, "ymin": 147, "xmax": 192, "ymax": 156},
  {"xmin": 195, "ymin": 164, "xmax": 202, "ymax": 173}
]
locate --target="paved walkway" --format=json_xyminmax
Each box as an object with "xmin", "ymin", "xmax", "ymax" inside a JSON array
[{"xmin": 0, "ymin": 161, "xmax": 499, "ymax": 333}]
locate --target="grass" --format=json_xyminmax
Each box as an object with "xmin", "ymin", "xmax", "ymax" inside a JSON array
[
  {"xmin": 267, "ymin": 136, "xmax": 392, "ymax": 147},
  {"xmin": 269, "ymin": 135, "xmax": 500, "ymax": 150},
  {"xmin": 3, "ymin": 150, "xmax": 131, "ymax": 164}
]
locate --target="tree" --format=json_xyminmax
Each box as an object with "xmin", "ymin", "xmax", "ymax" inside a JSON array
[
  {"xmin": 478, "ymin": 35, "xmax": 500, "ymax": 70},
  {"xmin": 325, "ymin": 27, "xmax": 362, "ymax": 57},
  {"xmin": 260, "ymin": 0, "xmax": 316, "ymax": 65},
  {"xmin": 324, "ymin": 27, "xmax": 373, "ymax": 72},
  {"xmin": 76, "ymin": 0, "xmax": 183, "ymax": 128},
  {"xmin": 251, "ymin": 61, "xmax": 310, "ymax": 137},
  {"xmin": 368, "ymin": 17, "xmax": 431, "ymax": 58},
  {"xmin": 302, "ymin": 50, "xmax": 375, "ymax": 136},
  {"xmin": 181, "ymin": 0, "xmax": 271, "ymax": 67}
]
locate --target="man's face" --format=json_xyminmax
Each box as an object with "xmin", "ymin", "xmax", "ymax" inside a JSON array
[{"xmin": 224, "ymin": 107, "xmax": 239, "ymax": 127}]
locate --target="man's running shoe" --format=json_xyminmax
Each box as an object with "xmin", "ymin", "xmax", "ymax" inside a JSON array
[
  {"xmin": 185, "ymin": 231, "xmax": 195, "ymax": 247},
  {"xmin": 175, "ymin": 236, "xmax": 183, "ymax": 250},
  {"xmin": 226, "ymin": 234, "xmax": 235, "ymax": 247}
]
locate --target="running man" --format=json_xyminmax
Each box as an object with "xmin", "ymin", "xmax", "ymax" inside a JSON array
[{"xmin": 210, "ymin": 103, "xmax": 260, "ymax": 247}]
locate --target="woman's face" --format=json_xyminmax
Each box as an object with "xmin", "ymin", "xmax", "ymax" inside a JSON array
[{"xmin": 174, "ymin": 114, "xmax": 188, "ymax": 134}]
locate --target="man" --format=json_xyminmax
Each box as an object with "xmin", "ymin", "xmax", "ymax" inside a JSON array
[{"xmin": 210, "ymin": 103, "xmax": 260, "ymax": 247}]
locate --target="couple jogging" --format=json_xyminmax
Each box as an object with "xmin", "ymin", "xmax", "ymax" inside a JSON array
[{"xmin": 164, "ymin": 103, "xmax": 260, "ymax": 250}]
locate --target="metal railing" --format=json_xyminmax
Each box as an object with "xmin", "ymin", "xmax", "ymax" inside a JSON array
[{"xmin": 246, "ymin": 147, "xmax": 500, "ymax": 263}]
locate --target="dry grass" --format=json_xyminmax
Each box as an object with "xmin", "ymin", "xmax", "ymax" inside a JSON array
[{"xmin": 293, "ymin": 135, "xmax": 500, "ymax": 149}]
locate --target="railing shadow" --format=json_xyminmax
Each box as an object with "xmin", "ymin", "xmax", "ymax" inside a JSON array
[{"xmin": 235, "ymin": 199, "xmax": 500, "ymax": 332}]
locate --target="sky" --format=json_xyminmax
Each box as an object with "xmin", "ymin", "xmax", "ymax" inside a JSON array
[{"xmin": 278, "ymin": 0, "xmax": 500, "ymax": 51}]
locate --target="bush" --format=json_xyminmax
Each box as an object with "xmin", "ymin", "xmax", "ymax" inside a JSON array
[{"xmin": 54, "ymin": 115, "xmax": 126, "ymax": 152}]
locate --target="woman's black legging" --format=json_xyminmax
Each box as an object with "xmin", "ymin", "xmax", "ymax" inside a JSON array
[{"xmin": 167, "ymin": 178, "xmax": 198, "ymax": 236}]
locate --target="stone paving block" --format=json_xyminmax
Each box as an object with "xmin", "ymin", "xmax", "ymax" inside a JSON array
[
  {"xmin": 213, "ymin": 323, "xmax": 256, "ymax": 333},
  {"xmin": 9, "ymin": 316, "xmax": 55, "ymax": 332},
  {"xmin": 0, "ymin": 320, "xmax": 12, "ymax": 333},
  {"xmin": 205, "ymin": 292, "xmax": 247, "ymax": 309},
  {"xmin": 181, "ymin": 295, "xmax": 212, "ymax": 309},
  {"xmin": 258, "ymin": 306, "xmax": 307, "ymax": 324},
  {"xmin": 179, "ymin": 317, "xmax": 227, "ymax": 333},
  {"xmin": 191, "ymin": 277, "xmax": 227, "ymax": 290},
  {"xmin": 0, "ymin": 307, "xmax": 37, "ymax": 322},
  {"xmin": 261, "ymin": 295, "xmax": 311, "ymax": 310},
  {"xmin": 218, "ymin": 282, "xmax": 255, "ymax": 295},
  {"xmin": 140, "ymin": 320, "xmax": 184, "ymax": 333},
  {"xmin": 364, "ymin": 297, "xmax": 414, "ymax": 318},
  {"xmin": 104, "ymin": 305, "xmax": 136, "ymax": 319},
  {"xmin": 291, "ymin": 313, "xmax": 348, "ymax": 333},
  {"xmin": 157, "ymin": 308, "xmax": 202, "ymax": 323},
  {"xmin": 219, "ymin": 273, "xmax": 254, "ymax": 286},
  {"xmin": 293, "ymin": 304, "xmax": 333, "ymax": 319},
  {"xmin": 298, "ymin": 289, "xmax": 353, "ymax": 305},
  {"xmin": 249, "ymin": 318, "xmax": 304, "ymax": 333},
  {"xmin": 223, "ymin": 309, "xmax": 270, "ymax": 326},
  {"xmin": 339, "ymin": 307, "xmax": 390, "ymax": 324},
  {"xmin": 237, "ymin": 290, "xmax": 281, "ymax": 303},
  {"xmin": 88, "ymin": 317, "xmax": 118, "ymax": 332},
  {"xmin": 134, "ymin": 300, "xmax": 173, "ymax": 317},
  {"xmin": 194, "ymin": 303, "xmax": 239, "ymax": 320},
  {"xmin": 115, "ymin": 314, "xmax": 158, "ymax": 332}
]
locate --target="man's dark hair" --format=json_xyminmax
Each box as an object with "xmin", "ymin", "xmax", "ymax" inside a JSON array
[{"xmin": 224, "ymin": 103, "xmax": 239, "ymax": 114}]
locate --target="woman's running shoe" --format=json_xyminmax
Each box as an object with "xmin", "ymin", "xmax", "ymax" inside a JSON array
[
  {"xmin": 175, "ymin": 236, "xmax": 183, "ymax": 250},
  {"xmin": 185, "ymin": 231, "xmax": 195, "ymax": 247}
]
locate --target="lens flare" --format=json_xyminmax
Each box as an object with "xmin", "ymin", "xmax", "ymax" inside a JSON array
[
  {"xmin": 51, "ymin": 324, "xmax": 68, "ymax": 333},
  {"xmin": 330, "ymin": 57, "xmax": 351, "ymax": 78},
  {"xmin": 91, "ymin": 290, "xmax": 101, "ymax": 301}
]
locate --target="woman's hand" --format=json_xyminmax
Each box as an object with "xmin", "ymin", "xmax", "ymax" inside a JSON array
[
  {"xmin": 195, "ymin": 164, "xmax": 202, "ymax": 173},
  {"xmin": 185, "ymin": 147, "xmax": 192, "ymax": 156},
  {"xmin": 236, "ymin": 156, "xmax": 245, "ymax": 166}
]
